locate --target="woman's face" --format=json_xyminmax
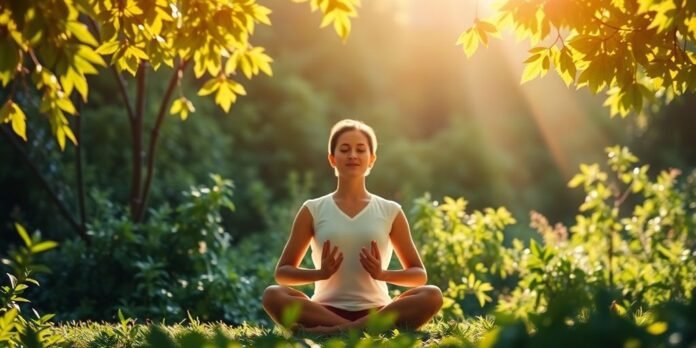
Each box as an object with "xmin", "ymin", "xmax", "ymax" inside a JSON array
[{"xmin": 329, "ymin": 130, "xmax": 376, "ymax": 178}]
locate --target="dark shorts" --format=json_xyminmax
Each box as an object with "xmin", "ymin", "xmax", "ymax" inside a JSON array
[{"xmin": 323, "ymin": 305, "xmax": 382, "ymax": 321}]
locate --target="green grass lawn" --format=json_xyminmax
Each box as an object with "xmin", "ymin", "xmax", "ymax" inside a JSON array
[{"xmin": 55, "ymin": 317, "xmax": 495, "ymax": 347}]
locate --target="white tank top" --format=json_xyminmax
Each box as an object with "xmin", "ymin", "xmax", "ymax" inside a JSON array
[{"xmin": 303, "ymin": 193, "xmax": 401, "ymax": 311}]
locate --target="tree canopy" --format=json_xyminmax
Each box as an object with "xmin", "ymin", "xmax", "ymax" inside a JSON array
[
  {"xmin": 458, "ymin": 0, "xmax": 696, "ymax": 117},
  {"xmin": 0, "ymin": 0, "xmax": 360, "ymax": 148}
]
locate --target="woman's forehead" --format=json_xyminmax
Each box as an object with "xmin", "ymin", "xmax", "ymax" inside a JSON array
[{"xmin": 337, "ymin": 130, "xmax": 369, "ymax": 144}]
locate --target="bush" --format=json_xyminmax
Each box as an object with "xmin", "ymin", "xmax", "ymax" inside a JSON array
[
  {"xmin": 34, "ymin": 175, "xmax": 251, "ymax": 322},
  {"xmin": 412, "ymin": 146, "xmax": 696, "ymax": 324},
  {"xmin": 1, "ymin": 223, "xmax": 62, "ymax": 347}
]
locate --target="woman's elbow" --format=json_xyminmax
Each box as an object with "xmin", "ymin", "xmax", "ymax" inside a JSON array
[
  {"xmin": 274, "ymin": 267, "xmax": 284, "ymax": 285},
  {"xmin": 415, "ymin": 267, "xmax": 428, "ymax": 286}
]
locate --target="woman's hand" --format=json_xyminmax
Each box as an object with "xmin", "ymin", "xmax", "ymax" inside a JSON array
[
  {"xmin": 320, "ymin": 240, "xmax": 343, "ymax": 280},
  {"xmin": 360, "ymin": 240, "xmax": 384, "ymax": 280}
]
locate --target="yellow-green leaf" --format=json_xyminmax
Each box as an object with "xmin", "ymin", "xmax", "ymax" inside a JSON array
[
  {"xmin": 198, "ymin": 78, "xmax": 221, "ymax": 96},
  {"xmin": 31, "ymin": 241, "xmax": 58, "ymax": 254},
  {"xmin": 170, "ymin": 97, "xmax": 195, "ymax": 120},
  {"xmin": 15, "ymin": 223, "xmax": 32, "ymax": 247},
  {"xmin": 457, "ymin": 29, "xmax": 479, "ymax": 58},
  {"xmin": 67, "ymin": 21, "xmax": 99, "ymax": 47},
  {"xmin": 1, "ymin": 101, "xmax": 28, "ymax": 141},
  {"xmin": 77, "ymin": 45, "xmax": 107, "ymax": 66},
  {"xmin": 647, "ymin": 322, "xmax": 668, "ymax": 335},
  {"xmin": 96, "ymin": 40, "xmax": 120, "ymax": 55},
  {"xmin": 521, "ymin": 54, "xmax": 544, "ymax": 84}
]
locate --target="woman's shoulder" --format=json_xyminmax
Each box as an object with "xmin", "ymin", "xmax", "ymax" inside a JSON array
[
  {"xmin": 302, "ymin": 193, "xmax": 333, "ymax": 210},
  {"xmin": 370, "ymin": 193, "xmax": 402, "ymax": 211}
]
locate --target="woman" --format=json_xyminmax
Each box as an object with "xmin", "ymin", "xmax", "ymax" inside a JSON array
[{"xmin": 262, "ymin": 119, "xmax": 443, "ymax": 333}]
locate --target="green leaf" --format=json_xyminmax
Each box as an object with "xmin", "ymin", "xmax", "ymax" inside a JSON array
[
  {"xmin": 281, "ymin": 301, "xmax": 301, "ymax": 329},
  {"xmin": 647, "ymin": 321, "xmax": 668, "ymax": 335},
  {"xmin": 118, "ymin": 308, "xmax": 126, "ymax": 325},
  {"xmin": 96, "ymin": 40, "xmax": 120, "ymax": 55},
  {"xmin": 67, "ymin": 21, "xmax": 99, "ymax": 47},
  {"xmin": 1, "ymin": 102, "xmax": 28, "ymax": 141},
  {"xmin": 7, "ymin": 274, "xmax": 18, "ymax": 289},
  {"xmin": 178, "ymin": 332, "xmax": 208, "ymax": 348},
  {"xmin": 147, "ymin": 326, "xmax": 176, "ymax": 348},
  {"xmin": 77, "ymin": 45, "xmax": 107, "ymax": 66},
  {"xmin": 568, "ymin": 173, "xmax": 585, "ymax": 188},
  {"xmin": 521, "ymin": 53, "xmax": 544, "ymax": 84},
  {"xmin": 15, "ymin": 223, "xmax": 32, "ymax": 247},
  {"xmin": 0, "ymin": 40, "xmax": 20, "ymax": 87},
  {"xmin": 30, "ymin": 241, "xmax": 58, "ymax": 254}
]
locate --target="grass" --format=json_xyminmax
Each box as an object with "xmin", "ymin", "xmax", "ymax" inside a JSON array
[{"xmin": 53, "ymin": 316, "xmax": 496, "ymax": 347}]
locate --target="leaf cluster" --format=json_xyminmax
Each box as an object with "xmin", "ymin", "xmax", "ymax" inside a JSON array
[
  {"xmin": 458, "ymin": 0, "xmax": 696, "ymax": 117},
  {"xmin": 0, "ymin": 223, "xmax": 62, "ymax": 347},
  {"xmin": 0, "ymin": 0, "xmax": 357, "ymax": 148}
]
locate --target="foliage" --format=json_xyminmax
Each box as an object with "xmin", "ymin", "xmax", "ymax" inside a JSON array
[
  {"xmin": 292, "ymin": 0, "xmax": 361, "ymax": 41},
  {"xmin": 32, "ymin": 172, "xmax": 314, "ymax": 325},
  {"xmin": 483, "ymin": 288, "xmax": 696, "ymax": 348},
  {"xmin": 412, "ymin": 145, "xmax": 695, "ymax": 325},
  {"xmin": 37, "ymin": 294, "xmax": 696, "ymax": 348},
  {"xmin": 0, "ymin": 223, "xmax": 62, "ymax": 347},
  {"xmin": 410, "ymin": 195, "xmax": 517, "ymax": 318},
  {"xmin": 459, "ymin": 0, "xmax": 696, "ymax": 117},
  {"xmin": 0, "ymin": 0, "xmax": 359, "ymax": 147}
]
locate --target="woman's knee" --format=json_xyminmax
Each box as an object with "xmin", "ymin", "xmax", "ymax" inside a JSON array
[
  {"xmin": 262, "ymin": 285, "xmax": 285, "ymax": 309},
  {"xmin": 420, "ymin": 285, "xmax": 443, "ymax": 311}
]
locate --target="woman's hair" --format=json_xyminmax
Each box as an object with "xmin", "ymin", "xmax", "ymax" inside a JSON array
[{"xmin": 328, "ymin": 119, "xmax": 378, "ymax": 155}]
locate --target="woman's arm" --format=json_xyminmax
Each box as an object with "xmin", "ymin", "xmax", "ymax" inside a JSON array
[
  {"xmin": 360, "ymin": 210, "xmax": 427, "ymax": 287},
  {"xmin": 275, "ymin": 206, "xmax": 343, "ymax": 286}
]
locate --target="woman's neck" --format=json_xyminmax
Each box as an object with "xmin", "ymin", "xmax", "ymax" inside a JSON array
[{"xmin": 334, "ymin": 176, "xmax": 370, "ymax": 200}]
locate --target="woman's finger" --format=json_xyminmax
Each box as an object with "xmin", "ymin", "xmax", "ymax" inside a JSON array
[
  {"xmin": 330, "ymin": 246, "xmax": 339, "ymax": 260},
  {"xmin": 361, "ymin": 248, "xmax": 377, "ymax": 262},
  {"xmin": 322, "ymin": 240, "xmax": 329, "ymax": 257},
  {"xmin": 371, "ymin": 241, "xmax": 380, "ymax": 260},
  {"xmin": 361, "ymin": 249, "xmax": 378, "ymax": 268}
]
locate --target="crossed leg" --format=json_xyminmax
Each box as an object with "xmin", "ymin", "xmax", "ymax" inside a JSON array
[
  {"xmin": 262, "ymin": 285, "xmax": 443, "ymax": 332},
  {"xmin": 262, "ymin": 285, "xmax": 351, "ymax": 328},
  {"xmin": 338, "ymin": 285, "xmax": 443, "ymax": 331}
]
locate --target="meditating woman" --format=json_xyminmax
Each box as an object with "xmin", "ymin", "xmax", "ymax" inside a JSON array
[{"xmin": 262, "ymin": 119, "xmax": 443, "ymax": 333}]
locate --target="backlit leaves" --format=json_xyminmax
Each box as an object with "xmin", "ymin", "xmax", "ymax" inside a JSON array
[
  {"xmin": 169, "ymin": 97, "xmax": 195, "ymax": 121},
  {"xmin": 293, "ymin": 0, "xmax": 360, "ymax": 41},
  {"xmin": 198, "ymin": 77, "xmax": 247, "ymax": 113},
  {"xmin": 0, "ymin": 101, "xmax": 27, "ymax": 141},
  {"xmin": 460, "ymin": 0, "xmax": 696, "ymax": 117},
  {"xmin": 457, "ymin": 19, "xmax": 499, "ymax": 57},
  {"xmin": 521, "ymin": 47, "xmax": 552, "ymax": 84},
  {"xmin": 1, "ymin": 0, "xmax": 364, "ymax": 147},
  {"xmin": 226, "ymin": 47, "xmax": 273, "ymax": 78}
]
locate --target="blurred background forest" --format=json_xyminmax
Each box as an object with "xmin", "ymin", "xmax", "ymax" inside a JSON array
[{"xmin": 1, "ymin": 0, "xmax": 695, "ymax": 327}]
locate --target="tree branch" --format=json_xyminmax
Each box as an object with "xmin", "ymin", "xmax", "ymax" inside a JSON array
[
  {"xmin": 129, "ymin": 62, "xmax": 147, "ymax": 220},
  {"xmin": 74, "ymin": 96, "xmax": 87, "ymax": 232},
  {"xmin": 112, "ymin": 67, "xmax": 136, "ymax": 123},
  {"xmin": 136, "ymin": 59, "xmax": 189, "ymax": 222},
  {"xmin": 86, "ymin": 16, "xmax": 136, "ymax": 123}
]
